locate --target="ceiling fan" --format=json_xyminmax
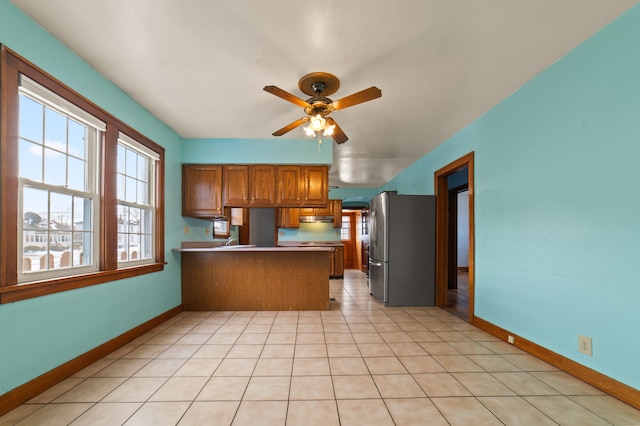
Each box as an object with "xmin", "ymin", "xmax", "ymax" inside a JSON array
[{"xmin": 264, "ymin": 72, "xmax": 381, "ymax": 144}]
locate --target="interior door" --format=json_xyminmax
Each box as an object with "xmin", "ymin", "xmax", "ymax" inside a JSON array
[{"xmin": 341, "ymin": 211, "xmax": 357, "ymax": 269}]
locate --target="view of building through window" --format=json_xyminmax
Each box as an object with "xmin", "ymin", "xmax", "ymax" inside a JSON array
[
  {"xmin": 116, "ymin": 135, "xmax": 156, "ymax": 263},
  {"xmin": 18, "ymin": 78, "xmax": 100, "ymax": 278}
]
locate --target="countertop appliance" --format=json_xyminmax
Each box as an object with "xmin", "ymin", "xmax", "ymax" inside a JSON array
[{"xmin": 368, "ymin": 192, "xmax": 436, "ymax": 306}]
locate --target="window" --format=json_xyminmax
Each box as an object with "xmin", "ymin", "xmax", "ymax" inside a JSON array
[
  {"xmin": 117, "ymin": 133, "xmax": 158, "ymax": 265},
  {"xmin": 340, "ymin": 215, "xmax": 351, "ymax": 240},
  {"xmin": 18, "ymin": 76, "xmax": 102, "ymax": 282},
  {"xmin": 0, "ymin": 46, "xmax": 165, "ymax": 303}
]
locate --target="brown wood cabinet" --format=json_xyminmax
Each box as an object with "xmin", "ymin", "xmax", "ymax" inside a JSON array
[
  {"xmin": 332, "ymin": 199, "xmax": 342, "ymax": 228},
  {"xmin": 182, "ymin": 165, "xmax": 223, "ymax": 218},
  {"xmin": 183, "ymin": 164, "xmax": 328, "ymax": 218},
  {"xmin": 276, "ymin": 166, "xmax": 303, "ymax": 206},
  {"xmin": 223, "ymin": 165, "xmax": 249, "ymax": 206},
  {"xmin": 330, "ymin": 245, "xmax": 344, "ymax": 278},
  {"xmin": 278, "ymin": 207, "xmax": 300, "ymax": 228},
  {"xmin": 303, "ymin": 166, "xmax": 329, "ymax": 206},
  {"xmin": 279, "ymin": 199, "xmax": 342, "ymax": 229},
  {"xmin": 223, "ymin": 165, "xmax": 277, "ymax": 207}
]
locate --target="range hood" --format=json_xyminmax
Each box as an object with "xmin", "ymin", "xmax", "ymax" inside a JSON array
[{"xmin": 299, "ymin": 215, "xmax": 334, "ymax": 223}]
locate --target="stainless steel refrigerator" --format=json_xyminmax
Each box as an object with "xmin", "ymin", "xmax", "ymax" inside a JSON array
[{"xmin": 368, "ymin": 192, "xmax": 436, "ymax": 306}]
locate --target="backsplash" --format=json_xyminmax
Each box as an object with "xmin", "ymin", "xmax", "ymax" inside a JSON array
[{"xmin": 278, "ymin": 222, "xmax": 341, "ymax": 242}]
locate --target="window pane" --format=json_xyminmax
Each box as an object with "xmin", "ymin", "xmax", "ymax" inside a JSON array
[
  {"xmin": 68, "ymin": 157, "xmax": 86, "ymax": 192},
  {"xmin": 19, "ymin": 94, "xmax": 43, "ymax": 143},
  {"xmin": 126, "ymin": 177, "xmax": 137, "ymax": 202},
  {"xmin": 50, "ymin": 231, "xmax": 72, "ymax": 264},
  {"xmin": 126, "ymin": 148, "xmax": 137, "ymax": 176},
  {"xmin": 73, "ymin": 197, "xmax": 92, "ymax": 231},
  {"xmin": 23, "ymin": 187, "xmax": 48, "ymax": 228},
  {"xmin": 50, "ymin": 192, "xmax": 72, "ymax": 229},
  {"xmin": 141, "ymin": 234, "xmax": 152, "ymax": 259},
  {"xmin": 117, "ymin": 144, "xmax": 126, "ymax": 174},
  {"xmin": 137, "ymin": 181, "xmax": 148, "ymax": 204},
  {"xmin": 19, "ymin": 139, "xmax": 43, "ymax": 182},
  {"xmin": 44, "ymin": 148, "xmax": 66, "ymax": 186},
  {"xmin": 137, "ymin": 155, "xmax": 148, "ymax": 181},
  {"xmin": 129, "ymin": 207, "xmax": 141, "ymax": 230},
  {"xmin": 68, "ymin": 119, "xmax": 86, "ymax": 159},
  {"xmin": 44, "ymin": 107, "xmax": 67, "ymax": 152},
  {"xmin": 73, "ymin": 231, "xmax": 91, "ymax": 266},
  {"xmin": 117, "ymin": 173, "xmax": 125, "ymax": 199}
]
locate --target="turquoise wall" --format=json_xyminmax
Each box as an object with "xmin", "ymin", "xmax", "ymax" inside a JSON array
[
  {"xmin": 181, "ymin": 138, "xmax": 332, "ymax": 165},
  {"xmin": 383, "ymin": 5, "xmax": 640, "ymax": 389},
  {"xmin": 0, "ymin": 0, "xmax": 184, "ymax": 395}
]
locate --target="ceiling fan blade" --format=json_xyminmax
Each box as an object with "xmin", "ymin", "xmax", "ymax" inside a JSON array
[
  {"xmin": 330, "ymin": 86, "xmax": 382, "ymax": 111},
  {"xmin": 263, "ymin": 85, "xmax": 310, "ymax": 108},
  {"xmin": 272, "ymin": 116, "xmax": 310, "ymax": 136},
  {"xmin": 325, "ymin": 117, "xmax": 348, "ymax": 144}
]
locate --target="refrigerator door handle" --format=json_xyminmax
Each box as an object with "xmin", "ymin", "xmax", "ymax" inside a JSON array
[{"xmin": 369, "ymin": 260, "xmax": 383, "ymax": 267}]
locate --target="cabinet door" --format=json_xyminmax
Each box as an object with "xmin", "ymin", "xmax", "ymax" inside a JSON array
[
  {"xmin": 299, "ymin": 207, "xmax": 316, "ymax": 216},
  {"xmin": 277, "ymin": 166, "xmax": 302, "ymax": 206},
  {"xmin": 277, "ymin": 208, "xmax": 300, "ymax": 228},
  {"xmin": 334, "ymin": 245, "xmax": 344, "ymax": 277},
  {"xmin": 223, "ymin": 165, "xmax": 250, "ymax": 206},
  {"xmin": 332, "ymin": 200, "xmax": 342, "ymax": 228},
  {"xmin": 303, "ymin": 166, "xmax": 328, "ymax": 206},
  {"xmin": 328, "ymin": 249, "xmax": 336, "ymax": 278},
  {"xmin": 182, "ymin": 165, "xmax": 223, "ymax": 217},
  {"xmin": 250, "ymin": 165, "xmax": 276, "ymax": 205}
]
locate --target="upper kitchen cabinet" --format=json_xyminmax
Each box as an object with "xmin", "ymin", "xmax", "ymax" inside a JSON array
[
  {"xmin": 182, "ymin": 164, "xmax": 223, "ymax": 218},
  {"xmin": 303, "ymin": 166, "xmax": 329, "ymax": 206},
  {"xmin": 223, "ymin": 165, "xmax": 249, "ymax": 206},
  {"xmin": 251, "ymin": 165, "xmax": 277, "ymax": 205},
  {"xmin": 332, "ymin": 199, "xmax": 342, "ymax": 228},
  {"xmin": 276, "ymin": 166, "xmax": 303, "ymax": 206},
  {"xmin": 223, "ymin": 165, "xmax": 277, "ymax": 207},
  {"xmin": 278, "ymin": 207, "xmax": 300, "ymax": 228}
]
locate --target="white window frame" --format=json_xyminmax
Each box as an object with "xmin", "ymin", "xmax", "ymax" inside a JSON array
[
  {"xmin": 17, "ymin": 76, "xmax": 103, "ymax": 283},
  {"xmin": 116, "ymin": 132, "xmax": 158, "ymax": 267}
]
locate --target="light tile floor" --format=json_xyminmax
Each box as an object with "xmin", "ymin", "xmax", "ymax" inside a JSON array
[{"xmin": 2, "ymin": 270, "xmax": 640, "ymax": 425}]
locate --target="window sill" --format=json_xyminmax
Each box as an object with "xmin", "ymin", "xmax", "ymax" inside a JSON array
[{"xmin": 0, "ymin": 263, "xmax": 165, "ymax": 304}]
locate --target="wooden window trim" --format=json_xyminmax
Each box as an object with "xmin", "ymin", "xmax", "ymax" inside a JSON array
[{"xmin": 0, "ymin": 45, "xmax": 165, "ymax": 304}]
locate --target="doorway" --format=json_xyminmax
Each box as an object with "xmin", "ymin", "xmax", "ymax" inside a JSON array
[
  {"xmin": 434, "ymin": 152, "xmax": 475, "ymax": 322},
  {"xmin": 340, "ymin": 211, "xmax": 358, "ymax": 269}
]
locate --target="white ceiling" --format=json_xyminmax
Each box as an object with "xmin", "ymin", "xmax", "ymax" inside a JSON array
[{"xmin": 11, "ymin": 0, "xmax": 639, "ymax": 188}]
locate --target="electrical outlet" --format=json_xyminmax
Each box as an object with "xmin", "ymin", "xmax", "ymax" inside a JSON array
[
  {"xmin": 183, "ymin": 226, "xmax": 189, "ymax": 234},
  {"xmin": 578, "ymin": 335, "xmax": 592, "ymax": 356},
  {"xmin": 205, "ymin": 227, "xmax": 210, "ymax": 235},
  {"xmin": 507, "ymin": 335, "xmax": 515, "ymax": 344}
]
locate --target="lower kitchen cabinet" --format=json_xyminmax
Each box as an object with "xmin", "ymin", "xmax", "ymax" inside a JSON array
[{"xmin": 330, "ymin": 245, "xmax": 344, "ymax": 278}]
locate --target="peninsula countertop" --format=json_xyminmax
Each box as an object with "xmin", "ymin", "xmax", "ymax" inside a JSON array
[{"xmin": 172, "ymin": 243, "xmax": 334, "ymax": 253}]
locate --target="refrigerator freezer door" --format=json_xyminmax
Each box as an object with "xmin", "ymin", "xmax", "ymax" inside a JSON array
[
  {"xmin": 369, "ymin": 192, "xmax": 389, "ymax": 262},
  {"xmin": 368, "ymin": 259, "xmax": 387, "ymax": 304}
]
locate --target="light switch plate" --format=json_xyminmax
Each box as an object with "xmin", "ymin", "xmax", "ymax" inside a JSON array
[{"xmin": 578, "ymin": 335, "xmax": 592, "ymax": 356}]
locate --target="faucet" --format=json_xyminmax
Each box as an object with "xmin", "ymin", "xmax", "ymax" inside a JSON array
[{"xmin": 225, "ymin": 237, "xmax": 238, "ymax": 246}]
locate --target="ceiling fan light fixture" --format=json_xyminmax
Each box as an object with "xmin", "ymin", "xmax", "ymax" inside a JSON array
[
  {"xmin": 323, "ymin": 124, "xmax": 335, "ymax": 136},
  {"xmin": 309, "ymin": 114, "xmax": 326, "ymax": 132}
]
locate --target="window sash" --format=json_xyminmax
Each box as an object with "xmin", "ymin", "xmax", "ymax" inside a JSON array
[
  {"xmin": 116, "ymin": 132, "xmax": 157, "ymax": 266},
  {"xmin": 18, "ymin": 180, "xmax": 100, "ymax": 282}
]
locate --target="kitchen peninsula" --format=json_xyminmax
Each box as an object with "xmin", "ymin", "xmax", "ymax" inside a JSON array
[{"xmin": 175, "ymin": 244, "xmax": 332, "ymax": 311}]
